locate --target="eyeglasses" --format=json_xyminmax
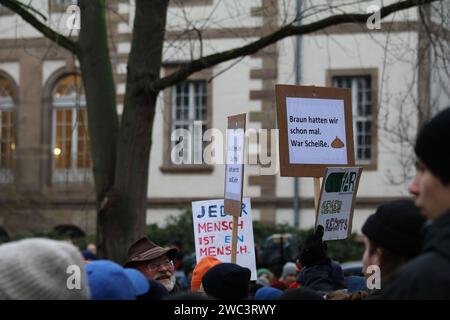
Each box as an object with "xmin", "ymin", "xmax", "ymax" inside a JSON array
[{"xmin": 146, "ymin": 259, "xmax": 174, "ymax": 271}]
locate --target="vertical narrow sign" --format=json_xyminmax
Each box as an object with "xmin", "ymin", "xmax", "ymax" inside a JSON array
[{"xmin": 224, "ymin": 113, "xmax": 246, "ymax": 264}]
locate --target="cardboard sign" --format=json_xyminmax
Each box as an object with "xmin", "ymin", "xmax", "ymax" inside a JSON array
[
  {"xmin": 192, "ymin": 198, "xmax": 257, "ymax": 280},
  {"xmin": 315, "ymin": 167, "xmax": 363, "ymax": 241},
  {"xmin": 224, "ymin": 113, "xmax": 246, "ymax": 217},
  {"xmin": 276, "ymin": 85, "xmax": 355, "ymax": 177}
]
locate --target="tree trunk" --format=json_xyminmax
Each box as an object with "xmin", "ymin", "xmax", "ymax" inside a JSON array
[
  {"xmin": 78, "ymin": 0, "xmax": 119, "ymax": 258},
  {"xmin": 100, "ymin": 0, "xmax": 169, "ymax": 263}
]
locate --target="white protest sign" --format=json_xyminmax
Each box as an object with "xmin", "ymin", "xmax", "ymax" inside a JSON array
[
  {"xmin": 315, "ymin": 167, "xmax": 363, "ymax": 241},
  {"xmin": 286, "ymin": 97, "xmax": 347, "ymax": 165},
  {"xmin": 224, "ymin": 128, "xmax": 245, "ymax": 201},
  {"xmin": 192, "ymin": 198, "xmax": 257, "ymax": 280}
]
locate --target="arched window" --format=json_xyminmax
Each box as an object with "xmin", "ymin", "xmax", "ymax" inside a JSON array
[
  {"xmin": 0, "ymin": 74, "xmax": 15, "ymax": 184},
  {"xmin": 52, "ymin": 74, "xmax": 91, "ymax": 184}
]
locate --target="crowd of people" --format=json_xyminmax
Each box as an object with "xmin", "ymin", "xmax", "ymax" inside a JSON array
[{"xmin": 0, "ymin": 108, "xmax": 449, "ymax": 300}]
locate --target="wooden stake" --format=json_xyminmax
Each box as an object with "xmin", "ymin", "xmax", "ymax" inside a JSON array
[
  {"xmin": 231, "ymin": 216, "xmax": 239, "ymax": 263},
  {"xmin": 314, "ymin": 177, "xmax": 321, "ymax": 213}
]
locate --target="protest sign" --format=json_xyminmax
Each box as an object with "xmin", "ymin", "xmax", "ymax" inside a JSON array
[
  {"xmin": 192, "ymin": 198, "xmax": 257, "ymax": 280},
  {"xmin": 276, "ymin": 85, "xmax": 355, "ymax": 177},
  {"xmin": 224, "ymin": 113, "xmax": 246, "ymax": 217},
  {"xmin": 315, "ymin": 167, "xmax": 363, "ymax": 241}
]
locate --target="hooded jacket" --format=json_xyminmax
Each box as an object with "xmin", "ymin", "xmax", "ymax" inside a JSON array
[{"xmin": 379, "ymin": 210, "xmax": 450, "ymax": 299}]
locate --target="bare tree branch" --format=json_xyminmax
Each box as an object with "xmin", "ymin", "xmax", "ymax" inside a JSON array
[
  {"xmin": 0, "ymin": 0, "xmax": 79, "ymax": 54},
  {"xmin": 152, "ymin": 0, "xmax": 440, "ymax": 92}
]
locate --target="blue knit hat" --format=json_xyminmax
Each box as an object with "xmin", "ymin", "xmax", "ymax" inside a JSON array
[
  {"xmin": 255, "ymin": 287, "xmax": 283, "ymax": 300},
  {"xmin": 86, "ymin": 260, "xmax": 149, "ymax": 300}
]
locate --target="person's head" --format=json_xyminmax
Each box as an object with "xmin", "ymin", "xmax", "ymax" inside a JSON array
[
  {"xmin": 254, "ymin": 287, "xmax": 283, "ymax": 300},
  {"xmin": 202, "ymin": 263, "xmax": 251, "ymax": 300},
  {"xmin": 297, "ymin": 225, "xmax": 329, "ymax": 267},
  {"xmin": 256, "ymin": 268, "xmax": 274, "ymax": 286},
  {"xmin": 410, "ymin": 108, "xmax": 450, "ymax": 219},
  {"xmin": 86, "ymin": 260, "xmax": 149, "ymax": 300},
  {"xmin": 87, "ymin": 243, "xmax": 97, "ymax": 256},
  {"xmin": 124, "ymin": 237, "xmax": 177, "ymax": 292},
  {"xmin": 191, "ymin": 256, "xmax": 221, "ymax": 292},
  {"xmin": 362, "ymin": 200, "xmax": 426, "ymax": 284},
  {"xmin": 280, "ymin": 262, "xmax": 298, "ymax": 287},
  {"xmin": 0, "ymin": 238, "xmax": 90, "ymax": 300}
]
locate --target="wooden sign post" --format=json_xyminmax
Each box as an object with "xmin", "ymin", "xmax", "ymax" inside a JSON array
[
  {"xmin": 224, "ymin": 113, "xmax": 246, "ymax": 263},
  {"xmin": 275, "ymin": 84, "xmax": 355, "ymax": 215}
]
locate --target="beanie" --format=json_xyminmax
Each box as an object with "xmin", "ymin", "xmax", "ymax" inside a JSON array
[
  {"xmin": 202, "ymin": 263, "xmax": 251, "ymax": 300},
  {"xmin": 191, "ymin": 256, "xmax": 221, "ymax": 292},
  {"xmin": 0, "ymin": 238, "xmax": 90, "ymax": 300},
  {"xmin": 255, "ymin": 287, "xmax": 283, "ymax": 300},
  {"xmin": 281, "ymin": 262, "xmax": 298, "ymax": 278},
  {"xmin": 362, "ymin": 200, "xmax": 426, "ymax": 258},
  {"xmin": 86, "ymin": 260, "xmax": 149, "ymax": 300},
  {"xmin": 415, "ymin": 107, "xmax": 450, "ymax": 184}
]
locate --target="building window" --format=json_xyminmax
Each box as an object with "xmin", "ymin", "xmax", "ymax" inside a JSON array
[
  {"xmin": 170, "ymin": 0, "xmax": 214, "ymax": 7},
  {"xmin": 52, "ymin": 74, "xmax": 92, "ymax": 184},
  {"xmin": 49, "ymin": 0, "xmax": 77, "ymax": 13},
  {"xmin": 0, "ymin": 75, "xmax": 15, "ymax": 184},
  {"xmin": 171, "ymin": 80, "xmax": 207, "ymax": 164},
  {"xmin": 162, "ymin": 67, "xmax": 213, "ymax": 172},
  {"xmin": 331, "ymin": 72, "xmax": 377, "ymax": 167}
]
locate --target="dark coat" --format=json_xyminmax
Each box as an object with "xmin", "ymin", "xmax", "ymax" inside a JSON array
[
  {"xmin": 297, "ymin": 260, "xmax": 346, "ymax": 293},
  {"xmin": 379, "ymin": 210, "xmax": 450, "ymax": 299}
]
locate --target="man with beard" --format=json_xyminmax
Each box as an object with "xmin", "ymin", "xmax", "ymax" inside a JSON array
[{"xmin": 124, "ymin": 237, "xmax": 179, "ymax": 293}]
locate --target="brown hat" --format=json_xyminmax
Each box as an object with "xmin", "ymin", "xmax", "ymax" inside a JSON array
[{"xmin": 124, "ymin": 237, "xmax": 178, "ymax": 268}]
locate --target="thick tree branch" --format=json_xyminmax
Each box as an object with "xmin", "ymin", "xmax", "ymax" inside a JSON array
[
  {"xmin": 0, "ymin": 0, "xmax": 79, "ymax": 54},
  {"xmin": 152, "ymin": 0, "xmax": 439, "ymax": 92}
]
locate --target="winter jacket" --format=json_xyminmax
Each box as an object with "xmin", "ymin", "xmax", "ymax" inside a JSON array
[
  {"xmin": 297, "ymin": 260, "xmax": 346, "ymax": 293},
  {"xmin": 379, "ymin": 210, "xmax": 450, "ymax": 299}
]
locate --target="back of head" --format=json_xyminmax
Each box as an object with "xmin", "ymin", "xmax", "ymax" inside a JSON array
[
  {"xmin": 255, "ymin": 287, "xmax": 283, "ymax": 300},
  {"xmin": 191, "ymin": 256, "xmax": 221, "ymax": 292},
  {"xmin": 0, "ymin": 238, "xmax": 90, "ymax": 300},
  {"xmin": 415, "ymin": 107, "xmax": 450, "ymax": 184},
  {"xmin": 281, "ymin": 262, "xmax": 297, "ymax": 278},
  {"xmin": 202, "ymin": 263, "xmax": 251, "ymax": 300},
  {"xmin": 362, "ymin": 199, "xmax": 426, "ymax": 258},
  {"xmin": 86, "ymin": 260, "xmax": 149, "ymax": 300}
]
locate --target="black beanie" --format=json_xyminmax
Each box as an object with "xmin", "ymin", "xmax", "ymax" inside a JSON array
[
  {"xmin": 414, "ymin": 107, "xmax": 450, "ymax": 184},
  {"xmin": 202, "ymin": 263, "xmax": 251, "ymax": 300},
  {"xmin": 362, "ymin": 200, "xmax": 426, "ymax": 258}
]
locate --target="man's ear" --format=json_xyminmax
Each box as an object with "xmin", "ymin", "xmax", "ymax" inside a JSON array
[{"xmin": 372, "ymin": 247, "xmax": 383, "ymax": 266}]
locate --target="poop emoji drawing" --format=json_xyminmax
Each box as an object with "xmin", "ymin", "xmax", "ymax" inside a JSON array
[{"xmin": 331, "ymin": 136, "xmax": 345, "ymax": 148}]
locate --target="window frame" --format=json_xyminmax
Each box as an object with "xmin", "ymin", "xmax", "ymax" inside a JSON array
[
  {"xmin": 48, "ymin": 0, "xmax": 78, "ymax": 13},
  {"xmin": 169, "ymin": 0, "xmax": 214, "ymax": 7},
  {"xmin": 326, "ymin": 68, "xmax": 378, "ymax": 171},
  {"xmin": 50, "ymin": 74, "xmax": 92, "ymax": 185},
  {"xmin": 0, "ymin": 71, "xmax": 18, "ymax": 185},
  {"xmin": 161, "ymin": 65, "xmax": 213, "ymax": 173}
]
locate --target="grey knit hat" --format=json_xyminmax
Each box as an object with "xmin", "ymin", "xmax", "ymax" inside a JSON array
[{"xmin": 0, "ymin": 238, "xmax": 90, "ymax": 300}]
